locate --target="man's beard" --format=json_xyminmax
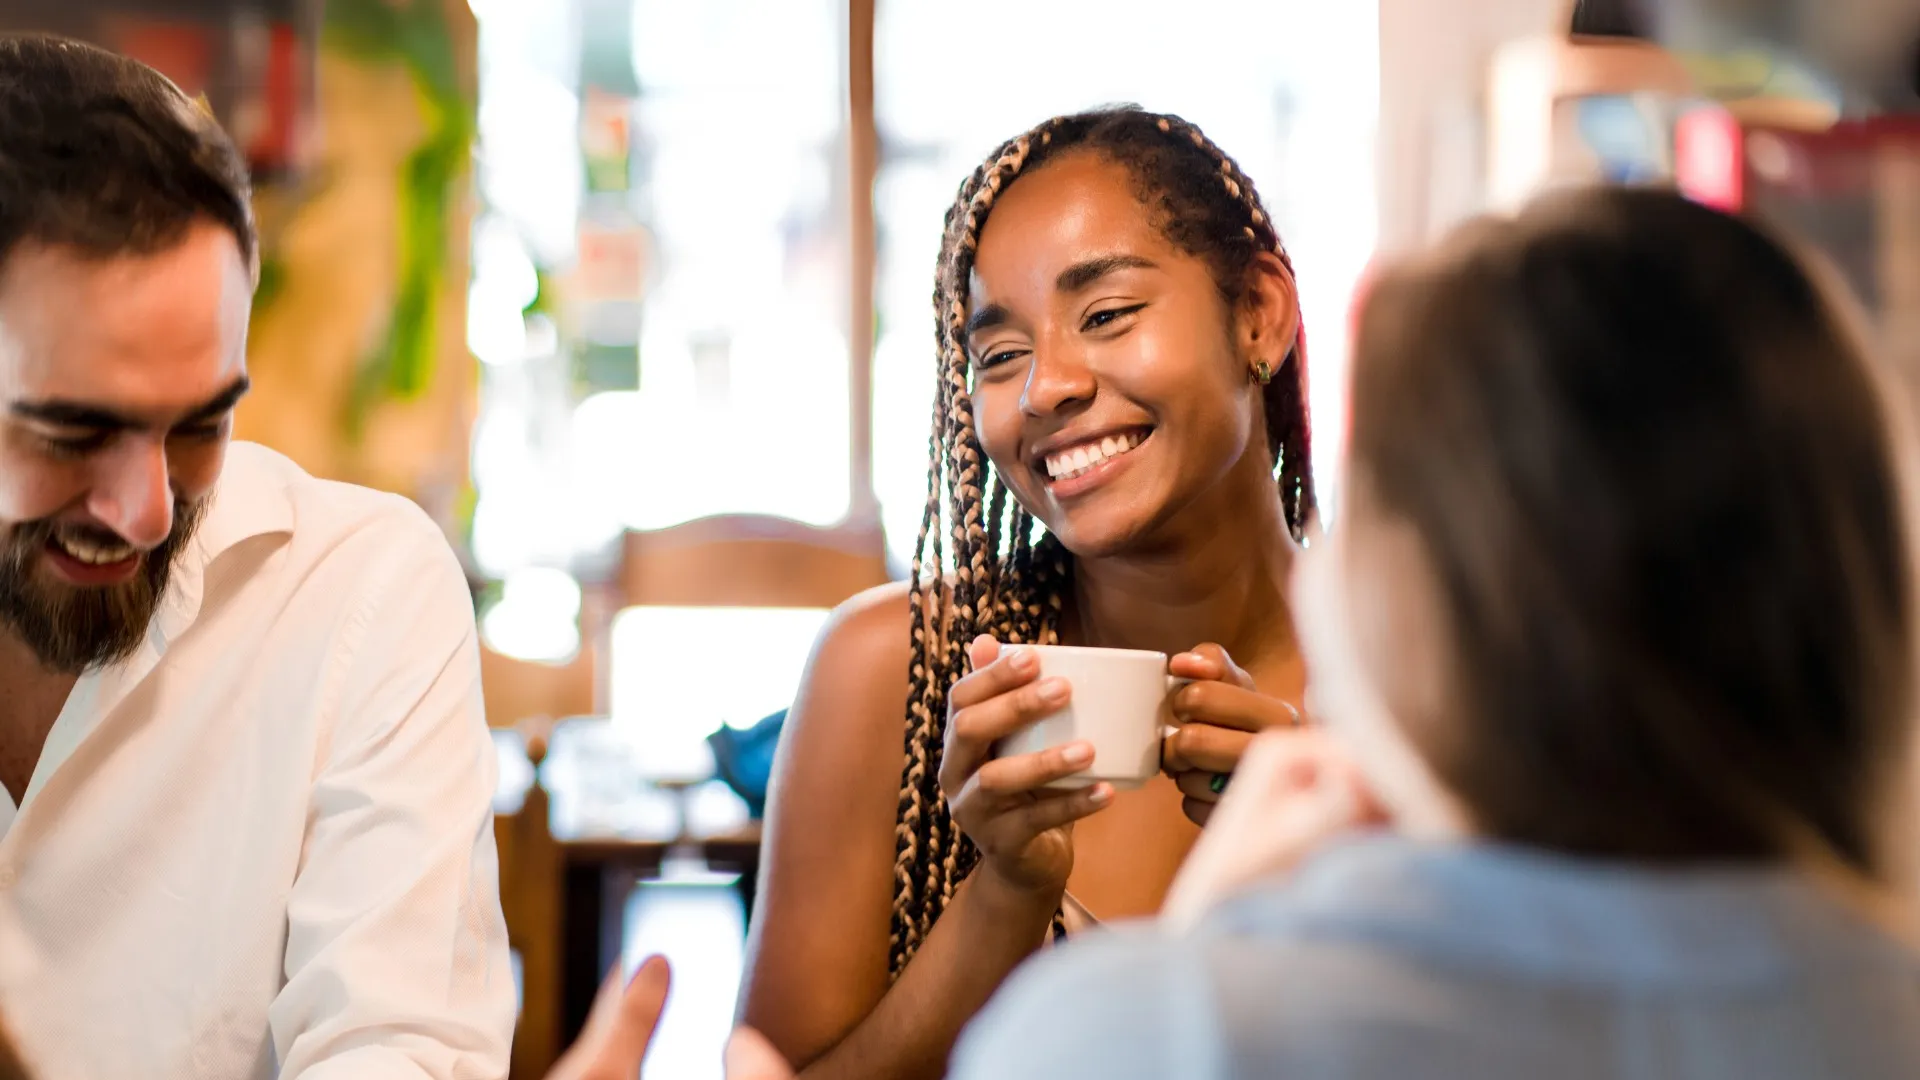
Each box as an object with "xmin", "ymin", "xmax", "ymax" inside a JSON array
[{"xmin": 0, "ymin": 498, "xmax": 208, "ymax": 674}]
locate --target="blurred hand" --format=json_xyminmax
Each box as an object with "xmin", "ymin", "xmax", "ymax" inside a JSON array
[
  {"xmin": 1161, "ymin": 643, "xmax": 1306, "ymax": 825},
  {"xmin": 1161, "ymin": 728, "xmax": 1384, "ymax": 928},
  {"xmin": 940, "ymin": 636, "xmax": 1115, "ymax": 898},
  {"xmin": 544, "ymin": 955, "xmax": 671, "ymax": 1080},
  {"xmin": 539, "ymin": 952, "xmax": 800, "ymax": 1080}
]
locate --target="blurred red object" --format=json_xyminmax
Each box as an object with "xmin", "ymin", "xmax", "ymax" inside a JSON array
[
  {"xmin": 1676, "ymin": 112, "xmax": 1920, "ymax": 312},
  {"xmin": 107, "ymin": 19, "xmax": 216, "ymax": 97},
  {"xmin": 109, "ymin": 13, "xmax": 312, "ymax": 180},
  {"xmin": 243, "ymin": 21, "xmax": 307, "ymax": 176},
  {"xmin": 5, "ymin": 5, "xmax": 316, "ymax": 181},
  {"xmin": 1673, "ymin": 108, "xmax": 1745, "ymax": 212},
  {"xmin": 1677, "ymin": 111, "xmax": 1920, "ymax": 401}
]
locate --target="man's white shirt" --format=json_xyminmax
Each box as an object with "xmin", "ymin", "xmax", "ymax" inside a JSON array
[{"xmin": 0, "ymin": 442, "xmax": 514, "ymax": 1079}]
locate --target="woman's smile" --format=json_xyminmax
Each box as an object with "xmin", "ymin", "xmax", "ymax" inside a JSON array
[{"xmin": 1036, "ymin": 426, "xmax": 1154, "ymax": 499}]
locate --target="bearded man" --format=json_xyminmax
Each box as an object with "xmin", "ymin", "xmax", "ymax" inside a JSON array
[{"xmin": 0, "ymin": 34, "xmax": 512, "ymax": 1080}]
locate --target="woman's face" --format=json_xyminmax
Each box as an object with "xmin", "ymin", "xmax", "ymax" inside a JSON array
[{"xmin": 963, "ymin": 151, "xmax": 1280, "ymax": 558}]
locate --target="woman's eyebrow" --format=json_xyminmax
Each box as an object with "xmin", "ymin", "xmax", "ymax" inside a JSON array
[{"xmin": 1055, "ymin": 254, "xmax": 1158, "ymax": 293}]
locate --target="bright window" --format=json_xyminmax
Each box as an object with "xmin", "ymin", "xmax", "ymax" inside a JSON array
[{"xmin": 608, "ymin": 605, "xmax": 831, "ymax": 778}]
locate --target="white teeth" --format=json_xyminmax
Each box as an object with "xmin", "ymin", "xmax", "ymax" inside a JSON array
[
  {"xmin": 56, "ymin": 535, "xmax": 135, "ymax": 565},
  {"xmin": 1044, "ymin": 430, "xmax": 1146, "ymax": 481}
]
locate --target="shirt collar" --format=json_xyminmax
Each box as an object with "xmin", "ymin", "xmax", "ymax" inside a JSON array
[
  {"xmin": 12, "ymin": 445, "xmax": 300, "ymax": 814},
  {"xmin": 152, "ymin": 442, "xmax": 296, "ymax": 645}
]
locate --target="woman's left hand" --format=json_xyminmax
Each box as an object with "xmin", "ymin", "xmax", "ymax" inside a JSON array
[{"xmin": 1161, "ymin": 643, "xmax": 1305, "ymax": 826}]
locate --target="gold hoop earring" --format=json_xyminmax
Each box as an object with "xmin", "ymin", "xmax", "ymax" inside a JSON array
[{"xmin": 1252, "ymin": 360, "xmax": 1273, "ymax": 385}]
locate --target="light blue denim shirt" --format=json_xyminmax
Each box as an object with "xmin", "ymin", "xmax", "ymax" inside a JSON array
[{"xmin": 951, "ymin": 835, "xmax": 1920, "ymax": 1079}]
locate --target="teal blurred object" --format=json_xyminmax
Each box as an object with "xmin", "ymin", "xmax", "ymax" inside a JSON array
[
  {"xmin": 707, "ymin": 710, "xmax": 785, "ymax": 820},
  {"xmin": 1576, "ymin": 95, "xmax": 1670, "ymax": 182}
]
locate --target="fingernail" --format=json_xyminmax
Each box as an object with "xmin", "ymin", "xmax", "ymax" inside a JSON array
[
  {"xmin": 1039, "ymin": 677, "xmax": 1070, "ymax": 703},
  {"xmin": 1003, "ymin": 645, "xmax": 1031, "ymax": 669},
  {"xmin": 1062, "ymin": 742, "xmax": 1093, "ymax": 765},
  {"xmin": 628, "ymin": 954, "xmax": 667, "ymax": 988},
  {"xmin": 1088, "ymin": 783, "xmax": 1114, "ymax": 804}
]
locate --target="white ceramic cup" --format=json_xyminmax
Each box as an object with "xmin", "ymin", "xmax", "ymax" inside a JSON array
[{"xmin": 994, "ymin": 644, "xmax": 1187, "ymax": 791}]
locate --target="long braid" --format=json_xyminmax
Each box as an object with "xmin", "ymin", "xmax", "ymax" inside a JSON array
[
  {"xmin": 889, "ymin": 124, "xmax": 1063, "ymax": 977},
  {"xmin": 892, "ymin": 379, "xmax": 944, "ymax": 965},
  {"xmin": 888, "ymin": 108, "xmax": 1313, "ymax": 978}
]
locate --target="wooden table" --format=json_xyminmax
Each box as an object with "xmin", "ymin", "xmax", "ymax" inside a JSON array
[
  {"xmin": 496, "ymin": 741, "xmax": 763, "ymax": 1080},
  {"xmin": 552, "ymin": 831, "xmax": 762, "ymax": 1046}
]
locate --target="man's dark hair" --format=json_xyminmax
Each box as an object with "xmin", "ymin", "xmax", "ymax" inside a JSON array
[{"xmin": 0, "ymin": 34, "xmax": 254, "ymax": 273}]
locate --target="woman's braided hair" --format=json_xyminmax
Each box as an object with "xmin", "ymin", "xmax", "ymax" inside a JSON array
[{"xmin": 889, "ymin": 106, "xmax": 1316, "ymax": 977}]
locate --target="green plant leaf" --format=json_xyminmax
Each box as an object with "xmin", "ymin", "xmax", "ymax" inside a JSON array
[{"xmin": 325, "ymin": 0, "xmax": 476, "ymax": 442}]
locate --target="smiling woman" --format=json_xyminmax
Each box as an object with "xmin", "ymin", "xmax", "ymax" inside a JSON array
[{"xmin": 739, "ymin": 106, "xmax": 1316, "ymax": 1079}]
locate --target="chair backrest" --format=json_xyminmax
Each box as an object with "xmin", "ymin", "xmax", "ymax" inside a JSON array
[
  {"xmin": 492, "ymin": 515, "xmax": 888, "ymax": 1075},
  {"xmin": 602, "ymin": 513, "xmax": 889, "ymax": 767},
  {"xmin": 617, "ymin": 513, "xmax": 890, "ymax": 609},
  {"xmin": 480, "ymin": 646, "xmax": 596, "ymax": 729}
]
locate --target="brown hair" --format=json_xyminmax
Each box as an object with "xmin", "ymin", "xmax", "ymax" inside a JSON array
[
  {"xmin": 1348, "ymin": 186, "xmax": 1914, "ymax": 876},
  {"xmin": 889, "ymin": 106, "xmax": 1315, "ymax": 976},
  {"xmin": 0, "ymin": 34, "xmax": 255, "ymax": 272}
]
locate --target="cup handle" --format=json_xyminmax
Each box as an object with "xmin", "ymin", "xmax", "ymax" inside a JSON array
[{"xmin": 1158, "ymin": 675, "xmax": 1194, "ymax": 757}]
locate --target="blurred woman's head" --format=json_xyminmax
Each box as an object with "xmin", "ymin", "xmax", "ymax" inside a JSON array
[{"xmin": 1318, "ymin": 186, "xmax": 1915, "ymax": 880}]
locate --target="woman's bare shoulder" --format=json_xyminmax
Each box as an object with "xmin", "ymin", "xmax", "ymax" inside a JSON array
[
  {"xmin": 767, "ymin": 581, "xmax": 936, "ymax": 826},
  {"xmin": 816, "ymin": 579, "xmax": 915, "ymax": 668},
  {"xmin": 745, "ymin": 580, "xmax": 925, "ymax": 1056},
  {"xmin": 793, "ymin": 580, "xmax": 916, "ymax": 735}
]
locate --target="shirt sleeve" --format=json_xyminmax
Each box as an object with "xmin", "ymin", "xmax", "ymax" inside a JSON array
[
  {"xmin": 949, "ymin": 927, "xmax": 1225, "ymax": 1080},
  {"xmin": 269, "ymin": 507, "xmax": 515, "ymax": 1080}
]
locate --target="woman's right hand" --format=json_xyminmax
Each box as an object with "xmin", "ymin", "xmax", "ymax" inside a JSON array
[{"xmin": 939, "ymin": 636, "xmax": 1115, "ymax": 898}]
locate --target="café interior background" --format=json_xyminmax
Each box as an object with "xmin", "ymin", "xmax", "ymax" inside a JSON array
[{"xmin": 9, "ymin": 0, "xmax": 1913, "ymax": 1077}]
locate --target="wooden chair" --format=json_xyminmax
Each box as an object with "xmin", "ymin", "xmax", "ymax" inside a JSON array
[
  {"xmin": 494, "ymin": 722, "xmax": 562, "ymax": 1080},
  {"xmin": 615, "ymin": 512, "xmax": 891, "ymax": 611},
  {"xmin": 480, "ymin": 646, "xmax": 597, "ymax": 730},
  {"xmin": 495, "ymin": 513, "xmax": 890, "ymax": 1077}
]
